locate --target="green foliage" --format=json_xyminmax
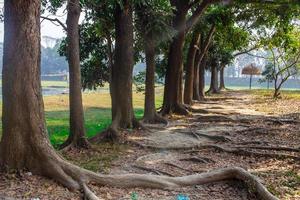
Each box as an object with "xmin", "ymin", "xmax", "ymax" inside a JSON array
[
  {"xmin": 133, "ymin": 71, "xmax": 146, "ymax": 93},
  {"xmin": 133, "ymin": 70, "xmax": 162, "ymax": 93},
  {"xmin": 135, "ymin": 0, "xmax": 174, "ymax": 44},
  {"xmin": 259, "ymin": 62, "xmax": 274, "ymax": 84}
]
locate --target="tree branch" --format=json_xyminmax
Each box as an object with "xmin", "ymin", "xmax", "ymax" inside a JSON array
[
  {"xmin": 185, "ymin": 0, "xmax": 220, "ymax": 33},
  {"xmin": 233, "ymin": 45, "xmax": 259, "ymax": 57},
  {"xmin": 40, "ymin": 16, "xmax": 67, "ymax": 31}
]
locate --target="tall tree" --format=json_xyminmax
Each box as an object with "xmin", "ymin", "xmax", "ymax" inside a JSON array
[
  {"xmin": 41, "ymin": 0, "xmax": 90, "ymax": 149},
  {"xmin": 91, "ymin": 0, "xmax": 139, "ymax": 141},
  {"xmin": 62, "ymin": 0, "xmax": 90, "ymax": 149},
  {"xmin": 135, "ymin": 0, "xmax": 171, "ymax": 123},
  {"xmin": 193, "ymin": 23, "xmax": 216, "ymax": 100},
  {"xmin": 161, "ymin": 0, "xmax": 217, "ymax": 115},
  {"xmin": 184, "ymin": 32, "xmax": 200, "ymax": 105},
  {"xmin": 0, "ymin": 0, "xmax": 79, "ymax": 189}
]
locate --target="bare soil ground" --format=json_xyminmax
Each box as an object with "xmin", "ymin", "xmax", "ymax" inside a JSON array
[{"xmin": 0, "ymin": 91, "xmax": 299, "ymax": 200}]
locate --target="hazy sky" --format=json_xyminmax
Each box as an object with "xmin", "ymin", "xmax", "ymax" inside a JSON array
[{"xmin": 0, "ymin": 2, "xmax": 68, "ymax": 42}]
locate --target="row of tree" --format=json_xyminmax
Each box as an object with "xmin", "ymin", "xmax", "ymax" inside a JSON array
[
  {"xmin": 32, "ymin": 0, "xmax": 300, "ymax": 148},
  {"xmin": 0, "ymin": 0, "xmax": 299, "ymax": 198}
]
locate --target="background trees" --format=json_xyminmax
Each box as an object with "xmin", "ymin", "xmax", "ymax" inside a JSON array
[{"xmin": 260, "ymin": 28, "xmax": 300, "ymax": 98}]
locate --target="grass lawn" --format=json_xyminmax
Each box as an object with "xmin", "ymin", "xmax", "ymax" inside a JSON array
[
  {"xmin": 44, "ymin": 91, "xmax": 163, "ymax": 148},
  {"xmin": 247, "ymin": 89, "xmax": 300, "ymax": 99}
]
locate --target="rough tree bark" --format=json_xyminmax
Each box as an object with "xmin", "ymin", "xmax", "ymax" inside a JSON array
[
  {"xmin": 0, "ymin": 2, "xmax": 279, "ymax": 200},
  {"xmin": 199, "ymin": 55, "xmax": 208, "ymax": 99},
  {"xmin": 193, "ymin": 49, "xmax": 201, "ymax": 101},
  {"xmin": 161, "ymin": 1, "xmax": 189, "ymax": 116},
  {"xmin": 161, "ymin": 0, "xmax": 212, "ymax": 115},
  {"xmin": 136, "ymin": 4, "xmax": 167, "ymax": 124},
  {"xmin": 184, "ymin": 32, "xmax": 200, "ymax": 105},
  {"xmin": 61, "ymin": 0, "xmax": 90, "ymax": 149},
  {"xmin": 207, "ymin": 62, "xmax": 219, "ymax": 94},
  {"xmin": 219, "ymin": 64, "xmax": 226, "ymax": 91},
  {"xmin": 143, "ymin": 37, "xmax": 167, "ymax": 124},
  {"xmin": 193, "ymin": 25, "xmax": 215, "ymax": 101},
  {"xmin": 0, "ymin": 0, "xmax": 81, "ymax": 189},
  {"xmin": 90, "ymin": 0, "xmax": 139, "ymax": 142}
]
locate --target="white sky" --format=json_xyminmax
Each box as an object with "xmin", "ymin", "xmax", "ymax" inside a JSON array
[{"xmin": 0, "ymin": 2, "xmax": 69, "ymax": 42}]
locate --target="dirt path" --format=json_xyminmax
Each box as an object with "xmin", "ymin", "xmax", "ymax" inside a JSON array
[{"xmin": 0, "ymin": 91, "xmax": 299, "ymax": 199}]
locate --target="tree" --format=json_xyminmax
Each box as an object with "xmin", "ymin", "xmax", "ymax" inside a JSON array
[
  {"xmin": 0, "ymin": 0, "xmax": 81, "ymax": 189},
  {"xmin": 194, "ymin": 24, "xmax": 216, "ymax": 100},
  {"xmin": 91, "ymin": 0, "xmax": 139, "ymax": 141},
  {"xmin": 161, "ymin": 0, "xmax": 218, "ymax": 115},
  {"xmin": 263, "ymin": 46, "xmax": 300, "ymax": 98},
  {"xmin": 259, "ymin": 62, "xmax": 273, "ymax": 89},
  {"xmin": 42, "ymin": 0, "xmax": 90, "ymax": 149},
  {"xmin": 135, "ymin": 0, "xmax": 172, "ymax": 123},
  {"xmin": 206, "ymin": 47, "xmax": 220, "ymax": 94},
  {"xmin": 183, "ymin": 32, "xmax": 200, "ymax": 105},
  {"xmin": 62, "ymin": 0, "xmax": 90, "ymax": 149}
]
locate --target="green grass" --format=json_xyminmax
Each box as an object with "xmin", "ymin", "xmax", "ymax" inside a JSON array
[
  {"xmin": 246, "ymin": 89, "xmax": 300, "ymax": 99},
  {"xmin": 43, "ymin": 89, "xmax": 163, "ymax": 147},
  {"xmin": 47, "ymin": 107, "xmax": 144, "ymax": 147}
]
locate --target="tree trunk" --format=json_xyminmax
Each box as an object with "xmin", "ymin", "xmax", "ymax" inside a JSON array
[
  {"xmin": 184, "ymin": 32, "xmax": 200, "ymax": 105},
  {"xmin": 143, "ymin": 37, "xmax": 166, "ymax": 123},
  {"xmin": 207, "ymin": 63, "xmax": 219, "ymax": 94},
  {"xmin": 199, "ymin": 55, "xmax": 207, "ymax": 100},
  {"xmin": 219, "ymin": 65, "xmax": 226, "ymax": 91},
  {"xmin": 95, "ymin": 1, "xmax": 137, "ymax": 141},
  {"xmin": 62, "ymin": 0, "xmax": 90, "ymax": 149},
  {"xmin": 0, "ymin": 0, "xmax": 80, "ymax": 189},
  {"xmin": 193, "ymin": 50, "xmax": 201, "ymax": 101},
  {"xmin": 161, "ymin": 3, "xmax": 189, "ymax": 115}
]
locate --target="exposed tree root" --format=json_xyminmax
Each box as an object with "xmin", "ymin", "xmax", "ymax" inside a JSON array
[
  {"xmin": 265, "ymin": 118, "xmax": 300, "ymax": 125},
  {"xmin": 196, "ymin": 115, "xmax": 235, "ymax": 123},
  {"xmin": 82, "ymin": 183, "xmax": 100, "ymax": 200},
  {"xmin": 160, "ymin": 103, "xmax": 190, "ymax": 116},
  {"xmin": 179, "ymin": 130, "xmax": 231, "ymax": 142},
  {"xmin": 60, "ymin": 139, "xmax": 91, "ymax": 153},
  {"xmin": 60, "ymin": 136, "xmax": 91, "ymax": 151},
  {"xmin": 185, "ymin": 145, "xmax": 300, "ymax": 160},
  {"xmin": 180, "ymin": 156, "xmax": 215, "ymax": 164},
  {"xmin": 89, "ymin": 127, "xmax": 120, "ymax": 143},
  {"xmin": 132, "ymin": 165, "xmax": 174, "ymax": 176},
  {"xmin": 21, "ymin": 152, "xmax": 278, "ymax": 200},
  {"xmin": 238, "ymin": 127, "xmax": 279, "ymax": 134},
  {"xmin": 133, "ymin": 119, "xmax": 152, "ymax": 132},
  {"xmin": 80, "ymin": 166, "xmax": 278, "ymax": 200},
  {"xmin": 187, "ymin": 107, "xmax": 210, "ymax": 114},
  {"xmin": 163, "ymin": 162, "xmax": 194, "ymax": 173},
  {"xmin": 234, "ymin": 141, "xmax": 269, "ymax": 146},
  {"xmin": 232, "ymin": 145, "xmax": 300, "ymax": 153},
  {"xmin": 142, "ymin": 113, "xmax": 168, "ymax": 125}
]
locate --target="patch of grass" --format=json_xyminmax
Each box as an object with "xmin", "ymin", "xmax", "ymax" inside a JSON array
[
  {"xmin": 44, "ymin": 91, "xmax": 157, "ymax": 147},
  {"xmin": 245, "ymin": 89, "xmax": 300, "ymax": 100},
  {"xmin": 41, "ymin": 81, "xmax": 68, "ymax": 88}
]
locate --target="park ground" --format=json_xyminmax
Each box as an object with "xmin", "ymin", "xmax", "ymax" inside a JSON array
[{"xmin": 0, "ymin": 85, "xmax": 299, "ymax": 199}]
